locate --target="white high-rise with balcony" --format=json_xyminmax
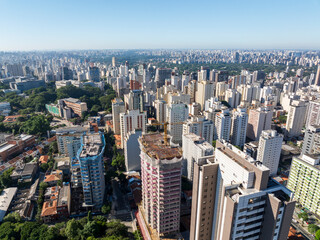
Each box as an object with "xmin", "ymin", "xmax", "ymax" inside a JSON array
[{"xmin": 256, "ymin": 130, "xmax": 283, "ymax": 176}]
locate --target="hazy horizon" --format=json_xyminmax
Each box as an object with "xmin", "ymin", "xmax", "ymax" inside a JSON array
[{"xmin": 1, "ymin": 0, "xmax": 320, "ymax": 51}]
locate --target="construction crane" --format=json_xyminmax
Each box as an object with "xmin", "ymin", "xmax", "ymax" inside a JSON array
[{"xmin": 150, "ymin": 121, "xmax": 186, "ymax": 145}]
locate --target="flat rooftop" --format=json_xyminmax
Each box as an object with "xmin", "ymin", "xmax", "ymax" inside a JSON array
[
  {"xmin": 217, "ymin": 140, "xmax": 269, "ymax": 172},
  {"xmin": 56, "ymin": 126, "xmax": 87, "ymax": 135},
  {"xmin": 140, "ymin": 133, "xmax": 182, "ymax": 160},
  {"xmin": 0, "ymin": 187, "xmax": 18, "ymax": 222},
  {"xmin": 80, "ymin": 132, "xmax": 103, "ymax": 158},
  {"xmin": 63, "ymin": 97, "xmax": 81, "ymax": 103},
  {"xmin": 0, "ymin": 143, "xmax": 15, "ymax": 153}
]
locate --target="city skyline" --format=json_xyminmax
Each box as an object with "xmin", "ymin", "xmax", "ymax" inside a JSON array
[{"xmin": 1, "ymin": 0, "xmax": 320, "ymax": 51}]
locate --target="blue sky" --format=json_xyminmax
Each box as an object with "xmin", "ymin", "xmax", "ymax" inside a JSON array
[{"xmin": 1, "ymin": 0, "xmax": 320, "ymax": 51}]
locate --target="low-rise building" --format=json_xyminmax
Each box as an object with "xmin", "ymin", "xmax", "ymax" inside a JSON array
[
  {"xmin": 46, "ymin": 98, "xmax": 88, "ymax": 119},
  {"xmin": 44, "ymin": 170, "xmax": 63, "ymax": 186},
  {"xmin": 41, "ymin": 184, "xmax": 71, "ymax": 223},
  {"xmin": 10, "ymin": 162, "xmax": 38, "ymax": 182},
  {"xmin": 0, "ymin": 134, "xmax": 36, "ymax": 162},
  {"xmin": 0, "ymin": 187, "xmax": 18, "ymax": 222}
]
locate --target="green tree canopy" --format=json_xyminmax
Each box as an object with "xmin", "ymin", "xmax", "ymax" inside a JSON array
[
  {"xmin": 308, "ymin": 224, "xmax": 320, "ymax": 234},
  {"xmin": 298, "ymin": 212, "xmax": 308, "ymax": 222}
]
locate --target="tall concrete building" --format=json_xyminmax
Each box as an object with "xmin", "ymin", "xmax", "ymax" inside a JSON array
[
  {"xmin": 6, "ymin": 64, "xmax": 24, "ymax": 77},
  {"xmin": 124, "ymin": 130, "xmax": 142, "ymax": 172},
  {"xmin": 120, "ymin": 109, "xmax": 146, "ymax": 148},
  {"xmin": 195, "ymin": 81, "xmax": 214, "ymax": 110},
  {"xmin": 155, "ymin": 68, "xmax": 172, "ymax": 87},
  {"xmin": 77, "ymin": 131, "xmax": 105, "ymax": 208},
  {"xmin": 190, "ymin": 140, "xmax": 295, "ymax": 240},
  {"xmin": 187, "ymin": 80, "xmax": 197, "ymax": 103},
  {"xmin": 302, "ymin": 125, "xmax": 320, "ymax": 155},
  {"xmin": 124, "ymin": 90, "xmax": 144, "ymax": 112},
  {"xmin": 247, "ymin": 107, "xmax": 272, "ymax": 141},
  {"xmin": 111, "ymin": 98, "xmax": 125, "ymax": 135},
  {"xmin": 166, "ymin": 102, "xmax": 188, "ymax": 144},
  {"xmin": 305, "ymin": 100, "xmax": 320, "ymax": 129},
  {"xmin": 285, "ymin": 100, "xmax": 307, "ymax": 138},
  {"xmin": 288, "ymin": 154, "xmax": 320, "ymax": 216},
  {"xmin": 215, "ymin": 82, "xmax": 228, "ymax": 101},
  {"xmin": 56, "ymin": 126, "xmax": 87, "ymax": 160},
  {"xmin": 314, "ymin": 64, "xmax": 320, "ymax": 86},
  {"xmin": 182, "ymin": 133, "xmax": 214, "ymax": 180},
  {"xmin": 256, "ymin": 130, "xmax": 283, "ymax": 176},
  {"xmin": 231, "ymin": 107, "xmax": 248, "ymax": 147},
  {"xmin": 139, "ymin": 133, "xmax": 182, "ymax": 238},
  {"xmin": 215, "ymin": 108, "xmax": 231, "ymax": 141},
  {"xmin": 154, "ymin": 99, "xmax": 166, "ymax": 124},
  {"xmin": 89, "ymin": 66, "xmax": 100, "ymax": 82},
  {"xmin": 225, "ymin": 88, "xmax": 241, "ymax": 108},
  {"xmin": 183, "ymin": 115, "xmax": 214, "ymax": 144}
]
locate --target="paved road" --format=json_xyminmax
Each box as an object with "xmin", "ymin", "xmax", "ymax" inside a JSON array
[
  {"xmin": 291, "ymin": 222, "xmax": 314, "ymax": 240},
  {"xmin": 292, "ymin": 210, "xmax": 314, "ymax": 240}
]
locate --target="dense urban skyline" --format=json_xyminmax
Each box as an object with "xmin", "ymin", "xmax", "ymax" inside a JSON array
[{"xmin": 1, "ymin": 0, "xmax": 320, "ymax": 51}]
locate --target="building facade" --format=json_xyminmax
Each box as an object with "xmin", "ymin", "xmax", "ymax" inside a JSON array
[
  {"xmin": 120, "ymin": 109, "xmax": 146, "ymax": 148},
  {"xmin": 190, "ymin": 140, "xmax": 296, "ymax": 240},
  {"xmin": 288, "ymin": 154, "xmax": 320, "ymax": 216},
  {"xmin": 182, "ymin": 133, "xmax": 214, "ymax": 181},
  {"xmin": 256, "ymin": 130, "xmax": 283, "ymax": 176},
  {"xmin": 139, "ymin": 133, "xmax": 182, "ymax": 237},
  {"xmin": 77, "ymin": 131, "xmax": 105, "ymax": 207},
  {"xmin": 183, "ymin": 115, "xmax": 214, "ymax": 144},
  {"xmin": 231, "ymin": 107, "xmax": 248, "ymax": 147},
  {"xmin": 247, "ymin": 107, "xmax": 272, "ymax": 141},
  {"xmin": 112, "ymin": 98, "xmax": 126, "ymax": 135},
  {"xmin": 302, "ymin": 125, "xmax": 320, "ymax": 155}
]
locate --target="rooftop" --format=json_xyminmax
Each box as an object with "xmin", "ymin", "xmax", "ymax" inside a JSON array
[
  {"xmin": 63, "ymin": 97, "xmax": 81, "ymax": 103},
  {"xmin": 58, "ymin": 184, "xmax": 69, "ymax": 206},
  {"xmin": 55, "ymin": 126, "xmax": 87, "ymax": 135},
  {"xmin": 0, "ymin": 187, "xmax": 18, "ymax": 222},
  {"xmin": 139, "ymin": 133, "xmax": 182, "ymax": 160},
  {"xmin": 80, "ymin": 132, "xmax": 103, "ymax": 158}
]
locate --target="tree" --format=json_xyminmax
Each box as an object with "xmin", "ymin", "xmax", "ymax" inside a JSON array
[
  {"xmin": 134, "ymin": 230, "xmax": 143, "ymax": 240},
  {"xmin": 49, "ymin": 141, "xmax": 58, "ymax": 154},
  {"xmin": 112, "ymin": 154, "xmax": 125, "ymax": 171},
  {"xmin": 91, "ymin": 105, "xmax": 101, "ymax": 114},
  {"xmin": 87, "ymin": 211, "xmax": 93, "ymax": 222},
  {"xmin": 3, "ymin": 212, "xmax": 21, "ymax": 223},
  {"xmin": 46, "ymin": 226, "xmax": 61, "ymax": 240},
  {"xmin": 39, "ymin": 182, "xmax": 49, "ymax": 191},
  {"xmin": 212, "ymin": 140, "xmax": 216, "ymax": 148},
  {"xmin": 316, "ymin": 229, "xmax": 320, "ymax": 240},
  {"xmin": 81, "ymin": 221, "xmax": 101, "ymax": 238},
  {"xmin": 65, "ymin": 218, "xmax": 82, "ymax": 240},
  {"xmin": 278, "ymin": 115, "xmax": 287, "ymax": 124},
  {"xmin": 0, "ymin": 222, "xmax": 19, "ymax": 240},
  {"xmin": 20, "ymin": 221, "xmax": 39, "ymax": 240},
  {"xmin": 298, "ymin": 212, "xmax": 308, "ymax": 223},
  {"xmin": 0, "ymin": 167, "xmax": 14, "ymax": 189},
  {"xmin": 40, "ymin": 163, "xmax": 49, "ymax": 172},
  {"xmin": 105, "ymin": 221, "xmax": 128, "ymax": 238},
  {"xmin": 20, "ymin": 115, "xmax": 51, "ymax": 135},
  {"xmin": 101, "ymin": 204, "xmax": 111, "ymax": 215},
  {"xmin": 308, "ymin": 224, "xmax": 320, "ymax": 234}
]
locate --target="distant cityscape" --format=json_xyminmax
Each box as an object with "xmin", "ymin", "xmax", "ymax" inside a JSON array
[{"xmin": 0, "ymin": 49, "xmax": 320, "ymax": 240}]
